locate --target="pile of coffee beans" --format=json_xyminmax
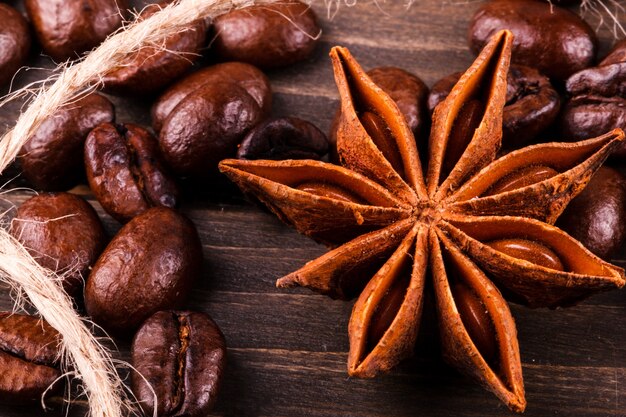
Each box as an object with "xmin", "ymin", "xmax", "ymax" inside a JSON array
[
  {"xmin": 0, "ymin": 0, "xmax": 323, "ymax": 414},
  {"xmin": 0, "ymin": 0, "xmax": 625, "ymax": 415}
]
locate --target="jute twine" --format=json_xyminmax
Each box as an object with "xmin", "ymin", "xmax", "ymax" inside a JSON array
[{"xmin": 0, "ymin": 0, "xmax": 279, "ymax": 416}]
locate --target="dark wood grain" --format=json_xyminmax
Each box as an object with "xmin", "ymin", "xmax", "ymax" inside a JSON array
[{"xmin": 0, "ymin": 1, "xmax": 625, "ymax": 416}]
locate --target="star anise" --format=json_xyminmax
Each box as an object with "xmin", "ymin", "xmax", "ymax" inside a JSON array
[{"xmin": 219, "ymin": 30, "xmax": 626, "ymax": 412}]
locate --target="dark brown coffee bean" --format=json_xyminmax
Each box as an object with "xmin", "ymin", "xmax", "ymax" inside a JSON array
[
  {"xmin": 102, "ymin": 2, "xmax": 208, "ymax": 95},
  {"xmin": 131, "ymin": 310, "xmax": 226, "ymax": 417},
  {"xmin": 85, "ymin": 123, "xmax": 179, "ymax": 223},
  {"xmin": 469, "ymin": 0, "xmax": 597, "ymax": 80},
  {"xmin": 329, "ymin": 66, "xmax": 429, "ymax": 162},
  {"xmin": 212, "ymin": 0, "xmax": 320, "ymax": 69},
  {"xmin": 25, "ymin": 0, "xmax": 126, "ymax": 61},
  {"xmin": 429, "ymin": 65, "xmax": 560, "ymax": 148},
  {"xmin": 237, "ymin": 117, "xmax": 328, "ymax": 160},
  {"xmin": 159, "ymin": 83, "xmax": 265, "ymax": 177},
  {"xmin": 502, "ymin": 65, "xmax": 561, "ymax": 145},
  {"xmin": 556, "ymin": 166, "xmax": 626, "ymax": 260},
  {"xmin": 559, "ymin": 97, "xmax": 625, "ymax": 146},
  {"xmin": 152, "ymin": 62, "xmax": 271, "ymax": 132},
  {"xmin": 0, "ymin": 4, "xmax": 30, "ymax": 87},
  {"xmin": 10, "ymin": 193, "xmax": 106, "ymax": 296},
  {"xmin": 566, "ymin": 61, "xmax": 625, "ymax": 98},
  {"xmin": 559, "ymin": 40, "xmax": 625, "ymax": 158},
  {"xmin": 19, "ymin": 94, "xmax": 115, "ymax": 191},
  {"xmin": 0, "ymin": 313, "xmax": 62, "ymax": 404},
  {"xmin": 85, "ymin": 207, "xmax": 202, "ymax": 336}
]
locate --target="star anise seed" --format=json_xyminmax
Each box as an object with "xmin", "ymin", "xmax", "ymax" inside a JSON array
[{"xmin": 219, "ymin": 30, "xmax": 626, "ymax": 412}]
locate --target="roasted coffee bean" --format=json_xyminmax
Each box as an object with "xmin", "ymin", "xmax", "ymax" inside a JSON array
[
  {"xmin": 503, "ymin": 66, "xmax": 561, "ymax": 144},
  {"xmin": 102, "ymin": 1, "xmax": 208, "ymax": 95},
  {"xmin": 0, "ymin": 313, "xmax": 62, "ymax": 404},
  {"xmin": 0, "ymin": 4, "xmax": 30, "ymax": 87},
  {"xmin": 565, "ymin": 41, "xmax": 626, "ymax": 99},
  {"xmin": 486, "ymin": 239, "xmax": 565, "ymax": 271},
  {"xmin": 330, "ymin": 66, "xmax": 429, "ymax": 161},
  {"xmin": 557, "ymin": 166, "xmax": 626, "ymax": 260},
  {"xmin": 152, "ymin": 62, "xmax": 271, "ymax": 132},
  {"xmin": 237, "ymin": 117, "xmax": 327, "ymax": 160},
  {"xmin": 10, "ymin": 193, "xmax": 106, "ymax": 296},
  {"xmin": 212, "ymin": 0, "xmax": 320, "ymax": 69},
  {"xmin": 25, "ymin": 0, "xmax": 126, "ymax": 61},
  {"xmin": 131, "ymin": 310, "xmax": 226, "ymax": 417},
  {"xmin": 429, "ymin": 65, "xmax": 560, "ymax": 148},
  {"xmin": 559, "ymin": 40, "xmax": 626, "ymax": 158},
  {"xmin": 19, "ymin": 94, "xmax": 115, "ymax": 191},
  {"xmin": 85, "ymin": 207, "xmax": 201, "ymax": 336},
  {"xmin": 85, "ymin": 123, "xmax": 179, "ymax": 223},
  {"xmin": 159, "ymin": 82, "xmax": 265, "ymax": 177},
  {"xmin": 469, "ymin": 0, "xmax": 597, "ymax": 80},
  {"xmin": 451, "ymin": 282, "xmax": 496, "ymax": 363}
]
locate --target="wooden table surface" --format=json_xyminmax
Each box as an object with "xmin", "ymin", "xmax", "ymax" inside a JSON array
[{"xmin": 0, "ymin": 1, "xmax": 625, "ymax": 416}]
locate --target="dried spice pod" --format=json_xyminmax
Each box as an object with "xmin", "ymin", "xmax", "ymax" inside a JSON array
[
  {"xmin": 220, "ymin": 30, "xmax": 626, "ymax": 411},
  {"xmin": 330, "ymin": 66, "xmax": 430, "ymax": 161},
  {"xmin": 428, "ymin": 65, "xmax": 560, "ymax": 148},
  {"xmin": 0, "ymin": 313, "xmax": 62, "ymax": 404}
]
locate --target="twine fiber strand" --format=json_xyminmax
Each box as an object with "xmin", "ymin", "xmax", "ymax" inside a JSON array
[
  {"xmin": 0, "ymin": 231, "xmax": 126, "ymax": 417},
  {"xmin": 0, "ymin": 0, "xmax": 278, "ymax": 416}
]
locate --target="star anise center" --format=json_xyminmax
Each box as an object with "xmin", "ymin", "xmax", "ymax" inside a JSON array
[{"xmin": 414, "ymin": 201, "xmax": 445, "ymax": 226}]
